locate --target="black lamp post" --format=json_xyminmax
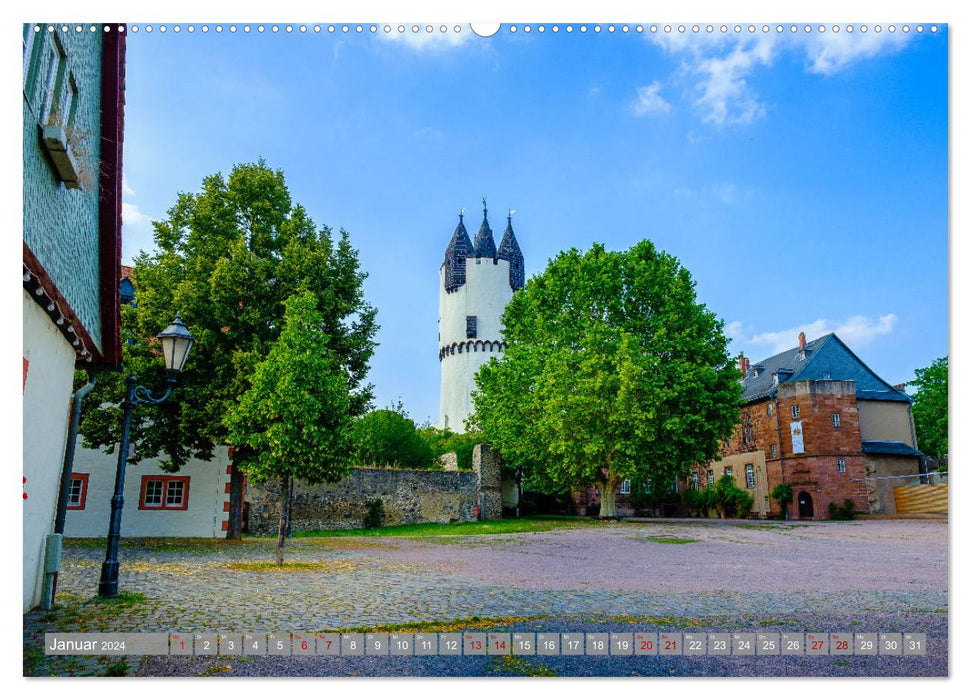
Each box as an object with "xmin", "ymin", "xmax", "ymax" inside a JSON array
[{"xmin": 98, "ymin": 313, "xmax": 194, "ymax": 598}]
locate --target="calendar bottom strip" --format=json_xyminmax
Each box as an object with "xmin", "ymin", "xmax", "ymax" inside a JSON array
[{"xmin": 44, "ymin": 631, "xmax": 927, "ymax": 657}]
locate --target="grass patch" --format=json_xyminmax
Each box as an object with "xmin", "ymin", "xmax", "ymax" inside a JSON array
[
  {"xmin": 758, "ymin": 618, "xmax": 800, "ymax": 627},
  {"xmin": 226, "ymin": 560, "xmax": 359, "ymax": 572},
  {"xmin": 833, "ymin": 658, "xmax": 850, "ymax": 667},
  {"xmin": 325, "ymin": 615, "xmax": 547, "ymax": 634},
  {"xmin": 23, "ymin": 644, "xmax": 45, "ymax": 676},
  {"xmin": 103, "ymin": 660, "xmax": 129, "ymax": 676},
  {"xmin": 641, "ymin": 536, "xmax": 698, "ymax": 545},
  {"xmin": 485, "ymin": 655, "xmax": 558, "ymax": 677},
  {"xmin": 97, "ymin": 592, "xmax": 147, "ymax": 607},
  {"xmin": 294, "ymin": 516, "xmax": 601, "ymax": 540},
  {"xmin": 735, "ymin": 523, "xmax": 806, "ymax": 531},
  {"xmin": 580, "ymin": 614, "xmax": 735, "ymax": 628},
  {"xmin": 34, "ymin": 592, "xmax": 150, "ymax": 631},
  {"xmin": 200, "ymin": 663, "xmax": 234, "ymax": 676}
]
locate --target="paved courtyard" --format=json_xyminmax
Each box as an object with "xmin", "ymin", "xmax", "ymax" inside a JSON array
[{"xmin": 23, "ymin": 519, "xmax": 948, "ymax": 677}]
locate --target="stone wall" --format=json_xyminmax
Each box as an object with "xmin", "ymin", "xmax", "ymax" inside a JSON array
[
  {"xmin": 473, "ymin": 444, "xmax": 504, "ymax": 520},
  {"xmin": 245, "ymin": 444, "xmax": 509, "ymax": 534},
  {"xmin": 246, "ymin": 467, "xmax": 477, "ymax": 534}
]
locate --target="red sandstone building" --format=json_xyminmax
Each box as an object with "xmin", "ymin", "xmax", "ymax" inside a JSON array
[
  {"xmin": 698, "ymin": 332, "xmax": 922, "ymax": 520},
  {"xmin": 573, "ymin": 332, "xmax": 922, "ymax": 520}
]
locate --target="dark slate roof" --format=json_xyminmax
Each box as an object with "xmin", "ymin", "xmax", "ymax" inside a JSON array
[
  {"xmin": 442, "ymin": 214, "xmax": 475, "ymax": 292},
  {"xmin": 473, "ymin": 205, "xmax": 497, "ymax": 259},
  {"xmin": 861, "ymin": 440, "xmax": 923, "ymax": 457},
  {"xmin": 740, "ymin": 333, "xmax": 911, "ymax": 404},
  {"xmin": 497, "ymin": 215, "xmax": 525, "ymax": 291}
]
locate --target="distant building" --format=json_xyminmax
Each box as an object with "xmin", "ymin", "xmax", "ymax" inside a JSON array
[
  {"xmin": 698, "ymin": 332, "xmax": 922, "ymax": 519},
  {"xmin": 22, "ymin": 24, "xmax": 126, "ymax": 611},
  {"xmin": 64, "ymin": 266, "xmax": 234, "ymax": 539},
  {"xmin": 438, "ymin": 201, "xmax": 524, "ymax": 432}
]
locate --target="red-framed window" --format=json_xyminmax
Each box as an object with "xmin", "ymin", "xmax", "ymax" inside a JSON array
[
  {"xmin": 66, "ymin": 473, "xmax": 88, "ymax": 510},
  {"xmin": 139, "ymin": 475, "xmax": 190, "ymax": 510}
]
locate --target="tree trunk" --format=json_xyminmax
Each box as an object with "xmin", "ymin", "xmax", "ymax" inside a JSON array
[
  {"xmin": 276, "ymin": 475, "xmax": 291, "ymax": 567},
  {"xmin": 225, "ymin": 462, "xmax": 244, "ymax": 541},
  {"xmin": 599, "ymin": 471, "xmax": 622, "ymax": 517}
]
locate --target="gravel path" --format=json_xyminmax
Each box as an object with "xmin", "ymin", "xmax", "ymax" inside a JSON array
[{"xmin": 23, "ymin": 519, "xmax": 948, "ymax": 677}]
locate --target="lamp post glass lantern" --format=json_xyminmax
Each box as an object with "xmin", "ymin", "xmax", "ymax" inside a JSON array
[{"xmin": 98, "ymin": 314, "xmax": 194, "ymax": 598}]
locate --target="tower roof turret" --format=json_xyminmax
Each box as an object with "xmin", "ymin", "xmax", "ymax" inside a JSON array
[
  {"xmin": 497, "ymin": 209, "xmax": 525, "ymax": 291},
  {"xmin": 443, "ymin": 210, "xmax": 475, "ymax": 292},
  {"xmin": 473, "ymin": 198, "xmax": 497, "ymax": 259}
]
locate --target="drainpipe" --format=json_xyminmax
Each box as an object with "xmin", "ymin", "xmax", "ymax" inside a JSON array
[
  {"xmin": 44, "ymin": 372, "xmax": 97, "ymax": 610},
  {"xmin": 773, "ymin": 398, "xmax": 788, "ymax": 520}
]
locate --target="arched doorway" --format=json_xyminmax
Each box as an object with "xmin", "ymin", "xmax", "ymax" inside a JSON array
[{"xmin": 798, "ymin": 491, "xmax": 814, "ymax": 519}]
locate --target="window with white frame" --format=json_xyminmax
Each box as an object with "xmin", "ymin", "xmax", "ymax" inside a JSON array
[
  {"xmin": 620, "ymin": 479, "xmax": 631, "ymax": 495},
  {"xmin": 831, "ymin": 413, "xmax": 841, "ymax": 428},
  {"xmin": 745, "ymin": 464, "xmax": 755, "ymax": 489},
  {"xmin": 725, "ymin": 466, "xmax": 733, "ymax": 478},
  {"xmin": 66, "ymin": 473, "xmax": 88, "ymax": 510},
  {"xmin": 771, "ymin": 443, "xmax": 778, "ymax": 458},
  {"xmin": 837, "ymin": 458, "xmax": 846, "ymax": 474},
  {"xmin": 767, "ymin": 403, "xmax": 774, "ymax": 417},
  {"xmin": 706, "ymin": 469, "xmax": 714, "ymax": 486},
  {"xmin": 692, "ymin": 473, "xmax": 699, "ymax": 490},
  {"xmin": 140, "ymin": 476, "xmax": 190, "ymax": 510}
]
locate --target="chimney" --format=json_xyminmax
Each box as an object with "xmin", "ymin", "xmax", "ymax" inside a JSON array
[
  {"xmin": 798, "ymin": 332, "xmax": 807, "ymax": 360},
  {"xmin": 739, "ymin": 355, "xmax": 750, "ymax": 377}
]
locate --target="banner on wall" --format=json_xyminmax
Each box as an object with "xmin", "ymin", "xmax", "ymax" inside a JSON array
[{"xmin": 790, "ymin": 421, "xmax": 805, "ymax": 454}]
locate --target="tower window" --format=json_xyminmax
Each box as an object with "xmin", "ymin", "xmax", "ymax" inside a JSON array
[
  {"xmin": 831, "ymin": 413, "xmax": 841, "ymax": 428},
  {"xmin": 791, "ymin": 405, "xmax": 800, "ymax": 419},
  {"xmin": 466, "ymin": 316, "xmax": 477, "ymax": 339},
  {"xmin": 837, "ymin": 458, "xmax": 846, "ymax": 473}
]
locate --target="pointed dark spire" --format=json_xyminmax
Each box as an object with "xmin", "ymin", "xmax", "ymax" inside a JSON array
[
  {"xmin": 443, "ymin": 210, "xmax": 475, "ymax": 292},
  {"xmin": 473, "ymin": 199, "xmax": 497, "ymax": 259},
  {"xmin": 497, "ymin": 209, "xmax": 525, "ymax": 291}
]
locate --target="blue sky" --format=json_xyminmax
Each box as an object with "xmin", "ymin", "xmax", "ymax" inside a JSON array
[{"xmin": 119, "ymin": 24, "xmax": 948, "ymax": 425}]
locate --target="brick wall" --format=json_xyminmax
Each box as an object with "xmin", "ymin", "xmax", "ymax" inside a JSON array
[{"xmin": 711, "ymin": 380, "xmax": 869, "ymax": 519}]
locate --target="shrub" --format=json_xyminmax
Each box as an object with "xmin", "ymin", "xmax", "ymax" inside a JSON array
[
  {"xmin": 828, "ymin": 498, "xmax": 856, "ymax": 521},
  {"xmin": 363, "ymin": 498, "xmax": 385, "ymax": 528},
  {"xmin": 714, "ymin": 474, "xmax": 755, "ymax": 518},
  {"xmin": 682, "ymin": 487, "xmax": 707, "ymax": 518},
  {"xmin": 353, "ymin": 404, "xmax": 435, "ymax": 468},
  {"xmin": 770, "ymin": 483, "xmax": 794, "ymax": 519}
]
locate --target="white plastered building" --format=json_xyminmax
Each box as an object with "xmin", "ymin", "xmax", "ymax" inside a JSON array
[{"xmin": 438, "ymin": 202, "xmax": 524, "ymax": 432}]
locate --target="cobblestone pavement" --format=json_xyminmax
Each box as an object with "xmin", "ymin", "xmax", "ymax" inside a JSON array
[{"xmin": 23, "ymin": 519, "xmax": 948, "ymax": 677}]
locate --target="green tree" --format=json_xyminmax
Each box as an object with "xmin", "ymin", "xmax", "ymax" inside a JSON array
[
  {"xmin": 910, "ymin": 356, "xmax": 948, "ymax": 460},
  {"xmin": 78, "ymin": 161, "xmax": 377, "ymax": 538},
  {"xmin": 224, "ymin": 290, "xmax": 354, "ymax": 565},
  {"xmin": 352, "ymin": 403, "xmax": 435, "ymax": 468},
  {"xmin": 470, "ymin": 241, "xmax": 741, "ymax": 517},
  {"xmin": 770, "ymin": 483, "xmax": 793, "ymax": 520},
  {"xmin": 418, "ymin": 426, "xmax": 484, "ymax": 471},
  {"xmin": 713, "ymin": 474, "xmax": 754, "ymax": 519}
]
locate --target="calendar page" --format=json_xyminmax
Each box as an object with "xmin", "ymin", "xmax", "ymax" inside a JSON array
[{"xmin": 20, "ymin": 1, "xmax": 950, "ymax": 687}]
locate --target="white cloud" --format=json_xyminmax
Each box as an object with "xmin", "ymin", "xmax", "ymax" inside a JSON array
[
  {"xmin": 122, "ymin": 201, "xmax": 152, "ymax": 228},
  {"xmin": 693, "ymin": 36, "xmax": 774, "ymax": 126},
  {"xmin": 673, "ymin": 180, "xmax": 746, "ymax": 205},
  {"xmin": 650, "ymin": 33, "xmax": 774, "ymax": 126},
  {"xmin": 740, "ymin": 314, "xmax": 898, "ymax": 354},
  {"xmin": 725, "ymin": 320, "xmax": 745, "ymax": 341},
  {"xmin": 122, "ymin": 175, "xmax": 136, "ymax": 198},
  {"xmin": 378, "ymin": 26, "xmax": 474, "ymax": 52},
  {"xmin": 646, "ymin": 29, "xmax": 912, "ymax": 127},
  {"xmin": 413, "ymin": 126, "xmax": 444, "ymax": 139},
  {"xmin": 631, "ymin": 81, "xmax": 671, "ymax": 116},
  {"xmin": 804, "ymin": 30, "xmax": 912, "ymax": 76}
]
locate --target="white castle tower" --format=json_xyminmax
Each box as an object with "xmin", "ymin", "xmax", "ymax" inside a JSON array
[{"xmin": 438, "ymin": 200, "xmax": 524, "ymax": 432}]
